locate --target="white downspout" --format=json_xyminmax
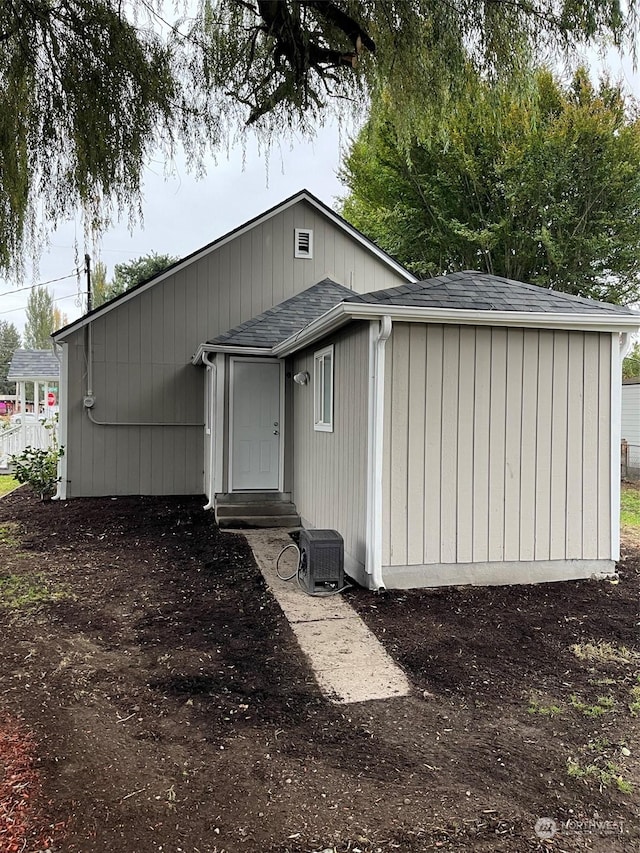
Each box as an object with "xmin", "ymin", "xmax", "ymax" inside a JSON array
[
  {"xmin": 202, "ymin": 351, "xmax": 216, "ymax": 510},
  {"xmin": 611, "ymin": 331, "xmax": 634, "ymax": 562},
  {"xmin": 366, "ymin": 316, "xmax": 392, "ymax": 591},
  {"xmin": 52, "ymin": 341, "xmax": 68, "ymax": 500}
]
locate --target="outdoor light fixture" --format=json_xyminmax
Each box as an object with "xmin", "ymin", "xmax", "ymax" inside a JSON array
[{"xmin": 293, "ymin": 371, "xmax": 310, "ymax": 385}]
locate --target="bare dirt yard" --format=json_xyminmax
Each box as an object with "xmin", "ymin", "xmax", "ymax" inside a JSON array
[{"xmin": 0, "ymin": 486, "xmax": 639, "ymax": 853}]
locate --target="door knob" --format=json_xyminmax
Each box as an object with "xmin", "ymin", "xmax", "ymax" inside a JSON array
[{"xmin": 273, "ymin": 430, "xmax": 279, "ymax": 435}]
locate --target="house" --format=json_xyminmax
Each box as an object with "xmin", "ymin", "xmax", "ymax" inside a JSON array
[
  {"xmin": 52, "ymin": 190, "xmax": 640, "ymax": 589},
  {"xmin": 0, "ymin": 349, "xmax": 60, "ymax": 468},
  {"xmin": 622, "ymin": 377, "xmax": 640, "ymax": 479}
]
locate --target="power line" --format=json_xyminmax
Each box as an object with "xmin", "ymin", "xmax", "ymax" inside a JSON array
[
  {"xmin": 0, "ymin": 292, "xmax": 81, "ymax": 317},
  {"xmin": 0, "ymin": 270, "xmax": 82, "ymax": 299}
]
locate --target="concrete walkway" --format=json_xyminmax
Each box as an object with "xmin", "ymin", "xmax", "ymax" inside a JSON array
[{"xmin": 241, "ymin": 529, "xmax": 411, "ymax": 704}]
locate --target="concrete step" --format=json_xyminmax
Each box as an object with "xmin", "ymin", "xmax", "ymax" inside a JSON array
[
  {"xmin": 216, "ymin": 491, "xmax": 292, "ymax": 504},
  {"xmin": 216, "ymin": 502, "xmax": 297, "ymax": 517},
  {"xmin": 214, "ymin": 492, "xmax": 300, "ymax": 529},
  {"xmin": 216, "ymin": 513, "xmax": 301, "ymax": 529}
]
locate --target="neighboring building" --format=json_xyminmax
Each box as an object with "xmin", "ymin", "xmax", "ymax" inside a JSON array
[
  {"xmin": 622, "ymin": 377, "xmax": 640, "ymax": 479},
  {"xmin": 52, "ymin": 191, "xmax": 640, "ymax": 589},
  {"xmin": 0, "ymin": 349, "xmax": 60, "ymax": 467}
]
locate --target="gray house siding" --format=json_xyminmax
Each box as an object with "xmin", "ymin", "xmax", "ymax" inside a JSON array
[
  {"xmin": 622, "ymin": 382, "xmax": 640, "ymax": 477},
  {"xmin": 381, "ymin": 323, "xmax": 613, "ymax": 587},
  {"xmin": 61, "ymin": 200, "xmax": 409, "ymax": 497},
  {"xmin": 291, "ymin": 323, "xmax": 369, "ymax": 575}
]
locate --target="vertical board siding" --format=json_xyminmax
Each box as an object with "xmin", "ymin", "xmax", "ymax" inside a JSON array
[
  {"xmin": 488, "ymin": 329, "xmax": 507, "ymax": 561},
  {"xmin": 382, "ymin": 324, "xmax": 612, "ymax": 567},
  {"xmin": 456, "ymin": 327, "xmax": 476, "ymax": 563},
  {"xmin": 292, "ymin": 324, "xmax": 369, "ymax": 569},
  {"xmin": 423, "ymin": 326, "xmax": 443, "ymax": 564},
  {"xmin": 472, "ymin": 327, "xmax": 491, "ymax": 563},
  {"xmin": 406, "ymin": 326, "xmax": 427, "ymax": 565},
  {"xmin": 64, "ymin": 200, "xmax": 409, "ymax": 497}
]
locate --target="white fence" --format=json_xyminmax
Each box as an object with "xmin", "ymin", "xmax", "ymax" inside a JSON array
[{"xmin": 0, "ymin": 422, "xmax": 58, "ymax": 469}]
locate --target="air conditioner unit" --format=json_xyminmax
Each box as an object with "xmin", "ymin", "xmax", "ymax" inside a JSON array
[{"xmin": 297, "ymin": 529, "xmax": 344, "ymax": 594}]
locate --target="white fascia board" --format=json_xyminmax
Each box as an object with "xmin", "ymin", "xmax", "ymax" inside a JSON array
[
  {"xmin": 274, "ymin": 302, "xmax": 640, "ymax": 355},
  {"xmin": 192, "ymin": 343, "xmax": 274, "ymax": 364},
  {"xmin": 54, "ymin": 191, "xmax": 415, "ymax": 341},
  {"xmin": 343, "ymin": 303, "xmax": 640, "ymax": 331},
  {"xmin": 272, "ymin": 304, "xmax": 350, "ymax": 356}
]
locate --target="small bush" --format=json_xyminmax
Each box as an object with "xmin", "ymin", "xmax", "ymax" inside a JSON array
[{"xmin": 10, "ymin": 444, "xmax": 64, "ymax": 501}]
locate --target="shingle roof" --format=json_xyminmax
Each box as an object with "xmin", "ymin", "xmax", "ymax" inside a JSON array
[
  {"xmin": 207, "ymin": 279, "xmax": 354, "ymax": 348},
  {"xmin": 7, "ymin": 349, "xmax": 60, "ymax": 381},
  {"xmin": 207, "ymin": 271, "xmax": 638, "ymax": 351},
  {"xmin": 345, "ymin": 270, "xmax": 639, "ymax": 315}
]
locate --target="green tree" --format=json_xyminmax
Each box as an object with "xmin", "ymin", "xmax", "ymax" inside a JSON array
[
  {"xmin": 0, "ymin": 320, "xmax": 21, "ymax": 394},
  {"xmin": 624, "ymin": 342, "xmax": 640, "ymax": 379},
  {"xmin": 90, "ymin": 253, "xmax": 177, "ymax": 307},
  {"xmin": 340, "ymin": 68, "xmax": 640, "ymax": 303},
  {"xmin": 111, "ymin": 252, "xmax": 179, "ymax": 297},
  {"xmin": 24, "ymin": 287, "xmax": 55, "ymax": 349},
  {"xmin": 0, "ymin": 1, "xmax": 637, "ymax": 275},
  {"xmin": 91, "ymin": 261, "xmax": 112, "ymax": 309}
]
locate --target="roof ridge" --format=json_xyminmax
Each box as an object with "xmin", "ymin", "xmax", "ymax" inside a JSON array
[{"xmin": 457, "ymin": 270, "xmax": 636, "ymax": 313}]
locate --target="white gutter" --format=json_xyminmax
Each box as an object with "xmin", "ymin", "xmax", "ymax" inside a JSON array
[
  {"xmin": 611, "ymin": 331, "xmax": 634, "ymax": 562},
  {"xmin": 274, "ymin": 303, "xmax": 640, "ymax": 357},
  {"xmin": 365, "ymin": 316, "xmax": 392, "ymax": 591},
  {"xmin": 52, "ymin": 341, "xmax": 68, "ymax": 501},
  {"xmin": 192, "ymin": 343, "xmax": 273, "ymax": 364}
]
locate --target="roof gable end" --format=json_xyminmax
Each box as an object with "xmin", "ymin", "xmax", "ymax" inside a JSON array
[{"xmin": 53, "ymin": 190, "xmax": 415, "ymax": 341}]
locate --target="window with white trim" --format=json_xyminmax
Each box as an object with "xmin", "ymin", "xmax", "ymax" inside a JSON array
[
  {"xmin": 295, "ymin": 228, "xmax": 313, "ymax": 259},
  {"xmin": 314, "ymin": 345, "xmax": 334, "ymax": 432}
]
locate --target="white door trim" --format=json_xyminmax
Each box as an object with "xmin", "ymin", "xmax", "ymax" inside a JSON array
[{"xmin": 228, "ymin": 357, "xmax": 284, "ymax": 492}]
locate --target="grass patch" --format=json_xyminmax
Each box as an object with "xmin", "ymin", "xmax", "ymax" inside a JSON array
[
  {"xmin": 527, "ymin": 696, "xmax": 563, "ymax": 717},
  {"xmin": 0, "ymin": 573, "xmax": 71, "ymax": 610},
  {"xmin": 0, "ymin": 475, "xmax": 18, "ymax": 497},
  {"xmin": 629, "ymin": 684, "xmax": 640, "ymax": 716},
  {"xmin": 569, "ymin": 693, "xmax": 616, "ymax": 717},
  {"xmin": 567, "ymin": 758, "xmax": 633, "ymax": 794},
  {"xmin": 571, "ymin": 641, "xmax": 640, "ymax": 665},
  {"xmin": 567, "ymin": 737, "xmax": 634, "ymax": 794},
  {"xmin": 0, "ymin": 522, "xmax": 20, "ymax": 546},
  {"xmin": 621, "ymin": 483, "xmax": 640, "ymax": 529}
]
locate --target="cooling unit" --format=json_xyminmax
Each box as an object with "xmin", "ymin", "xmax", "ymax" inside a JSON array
[{"xmin": 297, "ymin": 529, "xmax": 344, "ymax": 594}]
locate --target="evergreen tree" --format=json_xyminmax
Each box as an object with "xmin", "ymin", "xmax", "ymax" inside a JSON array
[
  {"xmin": 24, "ymin": 287, "xmax": 55, "ymax": 349},
  {"xmin": 111, "ymin": 253, "xmax": 179, "ymax": 297},
  {"xmin": 0, "ymin": 320, "xmax": 21, "ymax": 394},
  {"xmin": 91, "ymin": 253, "xmax": 178, "ymax": 307},
  {"xmin": 91, "ymin": 261, "xmax": 111, "ymax": 309}
]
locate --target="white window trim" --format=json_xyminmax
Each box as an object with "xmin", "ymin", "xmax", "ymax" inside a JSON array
[
  {"xmin": 294, "ymin": 227, "xmax": 313, "ymax": 259},
  {"xmin": 314, "ymin": 344, "xmax": 334, "ymax": 432}
]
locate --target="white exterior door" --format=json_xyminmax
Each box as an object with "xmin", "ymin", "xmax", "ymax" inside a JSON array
[{"xmin": 231, "ymin": 360, "xmax": 281, "ymax": 490}]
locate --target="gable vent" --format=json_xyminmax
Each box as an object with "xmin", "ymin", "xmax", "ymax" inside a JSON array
[{"xmin": 295, "ymin": 228, "xmax": 313, "ymax": 259}]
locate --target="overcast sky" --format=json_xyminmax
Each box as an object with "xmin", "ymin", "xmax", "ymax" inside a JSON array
[
  {"xmin": 1, "ymin": 51, "xmax": 639, "ymax": 338},
  {"xmin": 0, "ymin": 121, "xmax": 349, "ymax": 335}
]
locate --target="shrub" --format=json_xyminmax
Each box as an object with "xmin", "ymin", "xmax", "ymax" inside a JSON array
[{"xmin": 10, "ymin": 444, "xmax": 64, "ymax": 501}]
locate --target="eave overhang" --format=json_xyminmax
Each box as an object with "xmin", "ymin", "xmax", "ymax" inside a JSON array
[{"xmin": 193, "ymin": 303, "xmax": 640, "ymax": 364}]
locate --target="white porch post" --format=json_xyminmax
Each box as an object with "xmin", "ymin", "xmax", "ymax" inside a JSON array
[{"xmin": 19, "ymin": 381, "xmax": 26, "ymax": 444}]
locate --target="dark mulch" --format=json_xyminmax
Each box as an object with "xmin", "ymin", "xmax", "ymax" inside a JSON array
[{"xmin": 0, "ymin": 487, "xmax": 638, "ymax": 852}]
